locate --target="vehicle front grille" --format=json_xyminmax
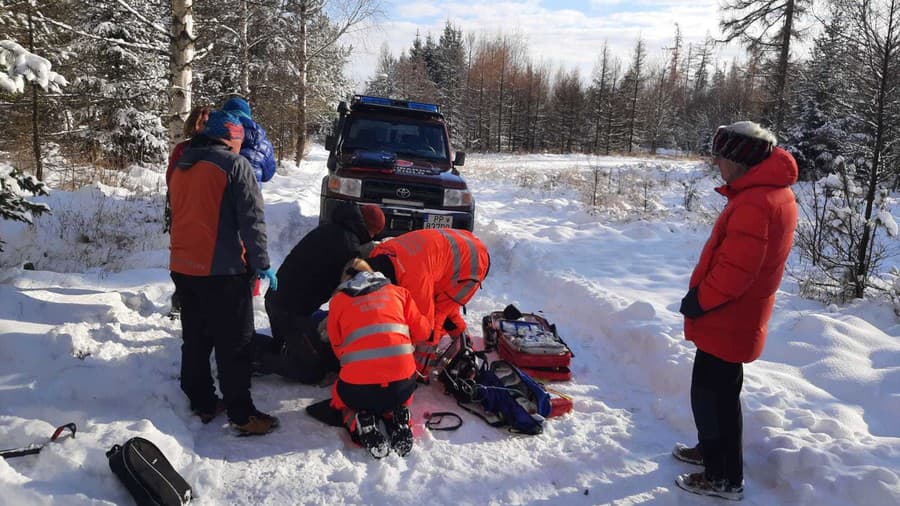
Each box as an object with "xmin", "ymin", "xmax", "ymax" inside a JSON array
[{"xmin": 363, "ymin": 180, "xmax": 444, "ymax": 207}]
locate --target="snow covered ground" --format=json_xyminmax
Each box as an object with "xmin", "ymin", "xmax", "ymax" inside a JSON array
[{"xmin": 1, "ymin": 147, "xmax": 898, "ymax": 505}]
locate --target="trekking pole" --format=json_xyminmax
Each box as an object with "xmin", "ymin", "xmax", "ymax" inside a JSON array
[{"xmin": 0, "ymin": 423, "xmax": 77, "ymax": 459}]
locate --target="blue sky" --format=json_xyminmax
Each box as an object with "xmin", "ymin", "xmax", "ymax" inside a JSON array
[{"xmin": 345, "ymin": 0, "xmax": 740, "ymax": 88}]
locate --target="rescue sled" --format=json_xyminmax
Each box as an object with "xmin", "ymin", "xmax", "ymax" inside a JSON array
[{"xmin": 482, "ymin": 305, "xmax": 573, "ymax": 381}]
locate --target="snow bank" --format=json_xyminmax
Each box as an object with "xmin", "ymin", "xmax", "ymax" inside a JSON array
[{"xmin": 1, "ymin": 147, "xmax": 898, "ymax": 504}]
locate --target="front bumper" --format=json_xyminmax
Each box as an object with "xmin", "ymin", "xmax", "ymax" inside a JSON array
[{"xmin": 321, "ymin": 197, "xmax": 474, "ymax": 239}]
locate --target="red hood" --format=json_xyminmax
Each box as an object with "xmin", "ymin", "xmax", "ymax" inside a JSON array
[{"xmin": 716, "ymin": 146, "xmax": 798, "ymax": 198}]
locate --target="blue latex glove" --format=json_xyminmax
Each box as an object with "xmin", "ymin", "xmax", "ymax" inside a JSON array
[{"xmin": 256, "ymin": 267, "xmax": 278, "ymax": 292}]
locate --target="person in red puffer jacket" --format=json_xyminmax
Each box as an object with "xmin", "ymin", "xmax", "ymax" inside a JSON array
[{"xmin": 673, "ymin": 121, "xmax": 798, "ymax": 502}]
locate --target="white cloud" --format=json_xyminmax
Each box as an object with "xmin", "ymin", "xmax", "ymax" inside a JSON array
[
  {"xmin": 393, "ymin": 1, "xmax": 443, "ymax": 19},
  {"xmin": 345, "ymin": 0, "xmax": 743, "ymax": 90}
]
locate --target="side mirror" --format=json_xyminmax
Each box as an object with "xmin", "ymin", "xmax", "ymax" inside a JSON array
[
  {"xmin": 325, "ymin": 135, "xmax": 336, "ymax": 152},
  {"xmin": 337, "ymin": 101, "xmax": 348, "ymax": 115},
  {"xmin": 453, "ymin": 151, "xmax": 466, "ymax": 167}
]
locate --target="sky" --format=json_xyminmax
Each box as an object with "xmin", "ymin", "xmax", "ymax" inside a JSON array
[{"xmin": 345, "ymin": 0, "xmax": 740, "ymax": 88}]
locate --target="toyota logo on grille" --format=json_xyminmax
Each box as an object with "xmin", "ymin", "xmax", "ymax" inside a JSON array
[{"xmin": 396, "ymin": 187, "xmax": 412, "ymax": 199}]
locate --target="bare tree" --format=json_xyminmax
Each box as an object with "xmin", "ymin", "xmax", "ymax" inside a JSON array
[{"xmin": 290, "ymin": 0, "xmax": 382, "ymax": 165}]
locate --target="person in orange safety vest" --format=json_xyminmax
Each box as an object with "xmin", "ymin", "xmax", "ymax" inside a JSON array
[
  {"xmin": 365, "ymin": 229, "xmax": 490, "ymax": 377},
  {"xmin": 327, "ymin": 258, "xmax": 431, "ymax": 458}
]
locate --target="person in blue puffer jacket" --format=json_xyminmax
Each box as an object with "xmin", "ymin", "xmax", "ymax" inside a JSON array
[{"xmin": 222, "ymin": 96, "xmax": 277, "ymax": 183}]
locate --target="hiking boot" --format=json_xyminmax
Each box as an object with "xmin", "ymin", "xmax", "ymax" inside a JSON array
[
  {"xmin": 252, "ymin": 409, "xmax": 280, "ymax": 429},
  {"xmin": 672, "ymin": 442, "xmax": 704, "ymax": 465},
  {"xmin": 196, "ymin": 399, "xmax": 226, "ymax": 424},
  {"xmin": 231, "ymin": 413, "xmax": 279, "ymax": 436},
  {"xmin": 385, "ymin": 406, "xmax": 413, "ymax": 457},
  {"xmin": 675, "ymin": 472, "xmax": 744, "ymax": 501},
  {"xmin": 355, "ymin": 411, "xmax": 390, "ymax": 459}
]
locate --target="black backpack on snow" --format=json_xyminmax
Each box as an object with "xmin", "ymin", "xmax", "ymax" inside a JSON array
[{"xmin": 107, "ymin": 436, "xmax": 193, "ymax": 506}]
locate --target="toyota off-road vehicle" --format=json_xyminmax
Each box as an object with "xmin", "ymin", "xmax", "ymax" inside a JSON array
[{"xmin": 320, "ymin": 95, "xmax": 473, "ymax": 238}]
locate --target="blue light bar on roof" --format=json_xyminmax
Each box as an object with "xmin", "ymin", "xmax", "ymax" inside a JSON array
[
  {"xmin": 354, "ymin": 95, "xmax": 440, "ymax": 113},
  {"xmin": 358, "ymin": 96, "xmax": 393, "ymax": 107},
  {"xmin": 407, "ymin": 101, "xmax": 439, "ymax": 113}
]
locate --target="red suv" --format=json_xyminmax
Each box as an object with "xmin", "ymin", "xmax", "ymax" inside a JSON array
[{"xmin": 320, "ymin": 95, "xmax": 473, "ymax": 238}]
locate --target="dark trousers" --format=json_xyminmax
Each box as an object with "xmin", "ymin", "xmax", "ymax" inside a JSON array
[
  {"xmin": 337, "ymin": 376, "xmax": 417, "ymax": 414},
  {"xmin": 172, "ymin": 272, "xmax": 256, "ymax": 425},
  {"xmin": 257, "ymin": 298, "xmax": 338, "ymax": 383},
  {"xmin": 691, "ymin": 349, "xmax": 744, "ymax": 485}
]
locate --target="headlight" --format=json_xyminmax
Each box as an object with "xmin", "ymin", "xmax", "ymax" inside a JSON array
[
  {"xmin": 443, "ymin": 188, "xmax": 473, "ymax": 207},
  {"xmin": 327, "ymin": 175, "xmax": 362, "ymax": 197}
]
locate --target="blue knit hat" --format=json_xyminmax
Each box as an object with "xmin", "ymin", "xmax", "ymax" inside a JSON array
[
  {"xmin": 201, "ymin": 110, "xmax": 244, "ymax": 141},
  {"xmin": 222, "ymin": 97, "xmax": 252, "ymax": 119}
]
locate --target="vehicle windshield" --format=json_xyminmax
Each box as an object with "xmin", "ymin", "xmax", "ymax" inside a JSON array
[{"xmin": 341, "ymin": 117, "xmax": 449, "ymax": 161}]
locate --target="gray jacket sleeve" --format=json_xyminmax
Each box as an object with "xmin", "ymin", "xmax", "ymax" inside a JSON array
[{"xmin": 231, "ymin": 157, "xmax": 270, "ymax": 270}]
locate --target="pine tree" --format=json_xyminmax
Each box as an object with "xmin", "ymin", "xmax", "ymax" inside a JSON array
[
  {"xmin": 784, "ymin": 16, "xmax": 854, "ymax": 180},
  {"xmin": 719, "ymin": 0, "xmax": 812, "ymax": 132},
  {"xmin": 1, "ymin": 0, "xmax": 71, "ymax": 180},
  {"xmin": 621, "ymin": 38, "xmax": 646, "ymax": 153},
  {"xmin": 0, "ymin": 40, "xmax": 60, "ymax": 250},
  {"xmin": 433, "ymin": 22, "xmax": 465, "ymax": 130},
  {"xmin": 64, "ymin": 1, "xmax": 169, "ymax": 170},
  {"xmin": 364, "ymin": 43, "xmax": 397, "ymax": 97}
]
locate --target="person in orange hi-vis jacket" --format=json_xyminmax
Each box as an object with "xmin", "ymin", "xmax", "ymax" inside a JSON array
[
  {"xmin": 327, "ymin": 258, "xmax": 431, "ymax": 458},
  {"xmin": 366, "ymin": 228, "xmax": 491, "ymax": 377}
]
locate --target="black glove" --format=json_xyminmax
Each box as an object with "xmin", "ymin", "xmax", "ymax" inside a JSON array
[{"xmin": 679, "ymin": 286, "xmax": 705, "ymax": 319}]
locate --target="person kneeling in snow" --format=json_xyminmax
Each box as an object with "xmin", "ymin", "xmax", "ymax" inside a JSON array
[
  {"xmin": 673, "ymin": 121, "xmax": 797, "ymax": 501},
  {"xmin": 251, "ymin": 202, "xmax": 385, "ymax": 383},
  {"xmin": 366, "ymin": 228, "xmax": 490, "ymax": 377},
  {"xmin": 326, "ymin": 258, "xmax": 430, "ymax": 458}
]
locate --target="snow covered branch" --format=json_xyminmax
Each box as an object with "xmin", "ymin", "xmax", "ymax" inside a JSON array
[{"xmin": 0, "ymin": 40, "xmax": 68, "ymax": 94}]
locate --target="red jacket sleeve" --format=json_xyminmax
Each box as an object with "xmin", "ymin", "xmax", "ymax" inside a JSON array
[
  {"xmin": 698, "ymin": 203, "xmax": 769, "ymax": 310},
  {"xmin": 327, "ymin": 294, "xmax": 346, "ymax": 356},
  {"xmin": 434, "ymin": 296, "xmax": 466, "ymax": 338},
  {"xmin": 401, "ymin": 287, "xmax": 432, "ymax": 343}
]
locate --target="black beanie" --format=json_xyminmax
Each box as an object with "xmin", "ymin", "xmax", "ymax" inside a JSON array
[{"xmin": 711, "ymin": 121, "xmax": 776, "ymax": 167}]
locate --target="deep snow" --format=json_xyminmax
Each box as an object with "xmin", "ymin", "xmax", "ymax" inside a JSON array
[{"xmin": 0, "ymin": 147, "xmax": 898, "ymax": 505}]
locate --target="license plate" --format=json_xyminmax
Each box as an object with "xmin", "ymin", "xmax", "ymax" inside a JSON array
[{"xmin": 424, "ymin": 214, "xmax": 453, "ymax": 229}]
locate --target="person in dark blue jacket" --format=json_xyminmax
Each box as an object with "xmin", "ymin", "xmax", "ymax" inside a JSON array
[{"xmin": 222, "ymin": 96, "xmax": 277, "ymax": 183}]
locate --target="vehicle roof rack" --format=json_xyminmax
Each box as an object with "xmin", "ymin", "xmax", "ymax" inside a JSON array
[{"xmin": 351, "ymin": 95, "xmax": 442, "ymax": 116}]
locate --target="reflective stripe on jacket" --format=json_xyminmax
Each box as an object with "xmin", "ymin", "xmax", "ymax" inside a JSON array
[
  {"xmin": 328, "ymin": 282, "xmax": 431, "ymax": 385},
  {"xmin": 369, "ymin": 228, "xmax": 490, "ymax": 337}
]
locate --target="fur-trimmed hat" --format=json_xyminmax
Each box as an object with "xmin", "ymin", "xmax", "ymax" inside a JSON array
[
  {"xmin": 360, "ymin": 204, "xmax": 385, "ymax": 237},
  {"xmin": 222, "ymin": 97, "xmax": 252, "ymax": 119},
  {"xmin": 201, "ymin": 110, "xmax": 244, "ymax": 141},
  {"xmin": 712, "ymin": 121, "xmax": 777, "ymax": 167}
]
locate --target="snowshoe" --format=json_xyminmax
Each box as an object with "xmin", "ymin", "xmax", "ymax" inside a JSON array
[
  {"xmin": 385, "ymin": 406, "xmax": 413, "ymax": 457},
  {"xmin": 355, "ymin": 411, "xmax": 390, "ymax": 459}
]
